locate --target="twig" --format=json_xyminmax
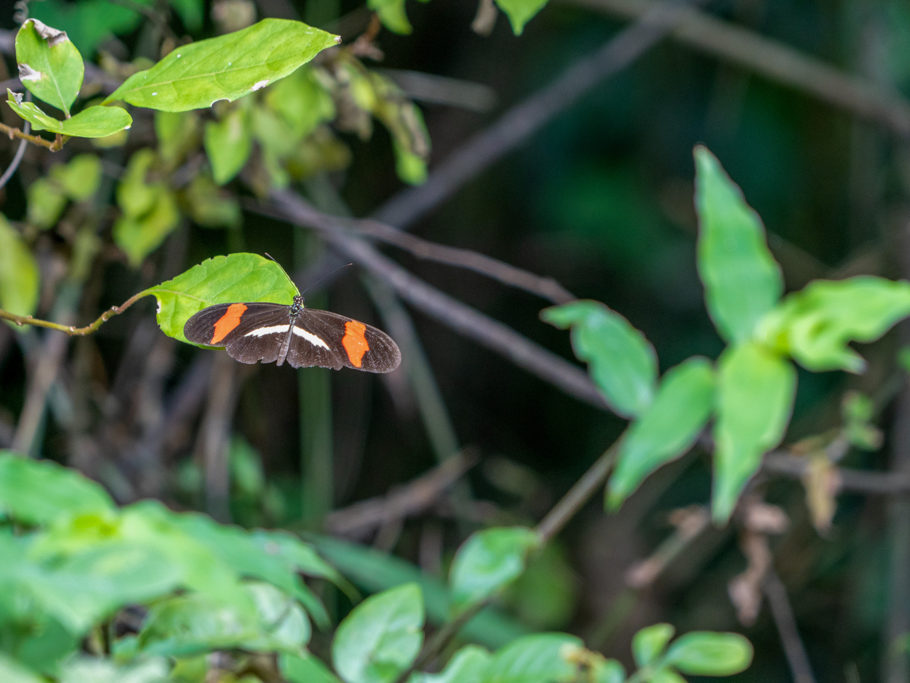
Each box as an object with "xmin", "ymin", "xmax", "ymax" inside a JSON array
[
  {"xmin": 326, "ymin": 453, "xmax": 476, "ymax": 536},
  {"xmin": 248, "ymin": 197, "xmax": 575, "ymax": 304},
  {"xmin": 0, "ymin": 290, "xmax": 149, "ymax": 335},
  {"xmin": 271, "ymin": 190, "xmax": 606, "ymax": 408},
  {"xmin": 372, "ymin": 0, "xmax": 706, "ymax": 230},
  {"xmin": 566, "ymin": 0, "xmax": 910, "ymax": 138},
  {"xmin": 0, "ymin": 120, "xmax": 29, "ymax": 189},
  {"xmin": 0, "ymin": 121, "xmax": 63, "ymax": 151},
  {"xmin": 764, "ymin": 568, "xmax": 817, "ymax": 683},
  {"xmin": 537, "ymin": 442, "xmax": 619, "ymax": 543},
  {"xmin": 762, "ymin": 451, "xmax": 910, "ymax": 496}
]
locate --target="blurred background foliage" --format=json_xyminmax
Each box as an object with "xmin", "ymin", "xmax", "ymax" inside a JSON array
[{"xmin": 3, "ymin": 0, "xmax": 910, "ymax": 679}]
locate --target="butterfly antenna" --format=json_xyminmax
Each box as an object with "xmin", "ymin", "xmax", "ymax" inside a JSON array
[{"xmin": 300, "ymin": 262, "xmax": 354, "ymax": 297}]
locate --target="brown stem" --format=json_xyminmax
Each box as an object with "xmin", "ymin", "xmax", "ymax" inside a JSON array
[{"xmin": 0, "ymin": 290, "xmax": 149, "ymax": 335}]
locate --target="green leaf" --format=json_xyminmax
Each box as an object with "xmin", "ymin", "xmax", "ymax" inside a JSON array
[
  {"xmin": 542, "ymin": 300, "xmax": 658, "ymax": 418},
  {"xmin": 449, "ymin": 527, "xmax": 540, "ymax": 610},
  {"xmin": 113, "ymin": 189, "xmax": 179, "ymax": 266},
  {"xmin": 757, "ymin": 276, "xmax": 910, "ymax": 373},
  {"xmin": 168, "ymin": 512, "xmax": 332, "ymax": 629},
  {"xmin": 143, "ymin": 252, "xmax": 298, "ymax": 343},
  {"xmin": 0, "ymin": 653, "xmax": 45, "ymax": 683},
  {"xmin": 280, "ymin": 652, "xmax": 343, "ymax": 683},
  {"xmin": 204, "ymin": 106, "xmax": 252, "ymax": 184},
  {"xmin": 137, "ymin": 582, "xmax": 301, "ymax": 657},
  {"xmin": 591, "ymin": 658, "xmax": 625, "ymax": 683},
  {"xmin": 0, "ymin": 215, "xmax": 40, "ymax": 318},
  {"xmin": 106, "ymin": 19, "xmax": 340, "ymax": 112},
  {"xmin": 50, "ymin": 154, "xmax": 102, "ymax": 200},
  {"xmin": 608, "ymin": 358, "xmax": 715, "ymax": 508},
  {"xmin": 182, "ymin": 174, "xmax": 241, "ymax": 228},
  {"xmin": 310, "ymin": 535, "xmax": 529, "ymax": 649},
  {"xmin": 57, "ymin": 656, "xmax": 169, "ymax": 683},
  {"xmin": 15, "ymin": 19, "xmax": 83, "ymax": 115},
  {"xmin": 494, "ymin": 0, "xmax": 549, "ymax": 34},
  {"xmin": 155, "ymin": 111, "xmax": 200, "ymax": 167},
  {"xmin": 332, "ymin": 583, "xmax": 424, "ymax": 683},
  {"xmin": 264, "ymin": 67, "xmax": 335, "ymax": 140},
  {"xmin": 664, "ymin": 631, "xmax": 753, "ymax": 675},
  {"xmin": 29, "ymin": 1, "xmax": 143, "ymax": 58},
  {"xmin": 713, "ymin": 342, "xmax": 796, "ymax": 523},
  {"xmin": 694, "ymin": 145, "xmax": 783, "ymax": 343},
  {"xmin": 6, "ymin": 91, "xmax": 132, "ymax": 138},
  {"xmin": 410, "ymin": 645, "xmax": 491, "ymax": 683},
  {"xmin": 483, "ymin": 633, "xmax": 583, "ymax": 682},
  {"xmin": 632, "ymin": 623, "xmax": 675, "ymax": 667},
  {"xmin": 368, "ymin": 0, "xmax": 413, "ymax": 34},
  {"xmin": 27, "ymin": 177, "xmax": 67, "ymax": 229},
  {"xmin": 0, "ymin": 452, "xmax": 114, "ymax": 525}
]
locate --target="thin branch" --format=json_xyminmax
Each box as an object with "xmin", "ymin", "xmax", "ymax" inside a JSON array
[
  {"xmin": 764, "ymin": 568, "xmax": 817, "ymax": 683},
  {"xmin": 566, "ymin": 0, "xmax": 910, "ymax": 138},
  {"xmin": 0, "ymin": 290, "xmax": 149, "ymax": 335},
  {"xmin": 0, "ymin": 121, "xmax": 63, "ymax": 151},
  {"xmin": 762, "ymin": 451, "xmax": 910, "ymax": 496},
  {"xmin": 249, "ymin": 197, "xmax": 575, "ymax": 304},
  {"xmin": 373, "ymin": 0, "xmax": 707, "ymax": 230},
  {"xmin": 537, "ymin": 442, "xmax": 619, "ymax": 543},
  {"xmin": 270, "ymin": 189, "xmax": 607, "ymax": 409},
  {"xmin": 0, "ymin": 120, "xmax": 29, "ymax": 189}
]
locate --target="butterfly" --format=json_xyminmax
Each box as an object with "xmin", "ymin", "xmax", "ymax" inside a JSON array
[{"xmin": 184, "ymin": 294, "xmax": 401, "ymax": 373}]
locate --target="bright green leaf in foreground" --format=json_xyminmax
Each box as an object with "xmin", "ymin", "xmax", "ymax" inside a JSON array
[
  {"xmin": 0, "ymin": 216, "xmax": 40, "ymax": 319},
  {"xmin": 694, "ymin": 145, "xmax": 782, "ymax": 343},
  {"xmin": 144, "ymin": 253, "xmax": 299, "ymax": 343},
  {"xmin": 449, "ymin": 527, "xmax": 540, "ymax": 610},
  {"xmin": 6, "ymin": 91, "xmax": 132, "ymax": 138},
  {"xmin": 0, "ymin": 451, "xmax": 114, "ymax": 525},
  {"xmin": 15, "ymin": 19, "xmax": 83, "ymax": 115},
  {"xmin": 279, "ymin": 652, "xmax": 342, "ymax": 683},
  {"xmin": 632, "ymin": 623, "xmax": 675, "ymax": 668},
  {"xmin": 495, "ymin": 0, "xmax": 550, "ymax": 34},
  {"xmin": 608, "ymin": 358, "xmax": 715, "ymax": 508},
  {"xmin": 758, "ymin": 276, "xmax": 910, "ymax": 373},
  {"xmin": 664, "ymin": 631, "xmax": 753, "ymax": 675},
  {"xmin": 483, "ymin": 633, "xmax": 583, "ymax": 682},
  {"xmin": 410, "ymin": 645, "xmax": 491, "ymax": 683},
  {"xmin": 106, "ymin": 19, "xmax": 339, "ymax": 112},
  {"xmin": 543, "ymin": 300, "xmax": 658, "ymax": 418},
  {"xmin": 332, "ymin": 583, "xmax": 424, "ymax": 683},
  {"xmin": 713, "ymin": 342, "xmax": 796, "ymax": 523},
  {"xmin": 0, "ymin": 653, "xmax": 44, "ymax": 683}
]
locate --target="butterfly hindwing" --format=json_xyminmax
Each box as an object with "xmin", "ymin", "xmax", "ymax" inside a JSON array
[{"xmin": 288, "ymin": 309, "xmax": 401, "ymax": 372}]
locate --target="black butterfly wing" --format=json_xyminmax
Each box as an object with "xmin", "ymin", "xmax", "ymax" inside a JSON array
[
  {"xmin": 184, "ymin": 302, "xmax": 291, "ymax": 365},
  {"xmin": 288, "ymin": 309, "xmax": 401, "ymax": 373}
]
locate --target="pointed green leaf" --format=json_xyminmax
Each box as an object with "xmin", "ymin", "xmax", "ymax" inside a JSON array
[
  {"xmin": 449, "ymin": 527, "xmax": 540, "ymax": 610},
  {"xmin": 694, "ymin": 145, "xmax": 782, "ymax": 343},
  {"xmin": 113, "ymin": 188, "xmax": 179, "ymax": 266},
  {"xmin": 543, "ymin": 300, "xmax": 658, "ymax": 417},
  {"xmin": 608, "ymin": 358, "xmax": 715, "ymax": 508},
  {"xmin": 106, "ymin": 19, "xmax": 340, "ymax": 112},
  {"xmin": 713, "ymin": 342, "xmax": 796, "ymax": 523},
  {"xmin": 143, "ymin": 253, "xmax": 298, "ymax": 342},
  {"xmin": 0, "ymin": 451, "xmax": 114, "ymax": 525},
  {"xmin": 483, "ymin": 633, "xmax": 583, "ymax": 682},
  {"xmin": 6, "ymin": 91, "xmax": 131, "ymax": 138},
  {"xmin": 0, "ymin": 654, "xmax": 44, "ymax": 683},
  {"xmin": 664, "ymin": 632, "xmax": 753, "ymax": 675},
  {"xmin": 15, "ymin": 19, "xmax": 83, "ymax": 115},
  {"xmin": 0, "ymin": 215, "xmax": 40, "ymax": 319},
  {"xmin": 758, "ymin": 276, "xmax": 910, "ymax": 373},
  {"xmin": 494, "ymin": 0, "xmax": 549, "ymax": 34},
  {"xmin": 332, "ymin": 583, "xmax": 424, "ymax": 683},
  {"xmin": 632, "ymin": 623, "xmax": 675, "ymax": 667}
]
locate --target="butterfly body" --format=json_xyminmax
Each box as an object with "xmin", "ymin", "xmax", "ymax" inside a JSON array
[{"xmin": 184, "ymin": 295, "xmax": 401, "ymax": 373}]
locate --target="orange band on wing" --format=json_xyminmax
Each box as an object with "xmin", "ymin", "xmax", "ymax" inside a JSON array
[
  {"xmin": 342, "ymin": 320, "xmax": 369, "ymax": 367},
  {"xmin": 210, "ymin": 303, "xmax": 248, "ymax": 344}
]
